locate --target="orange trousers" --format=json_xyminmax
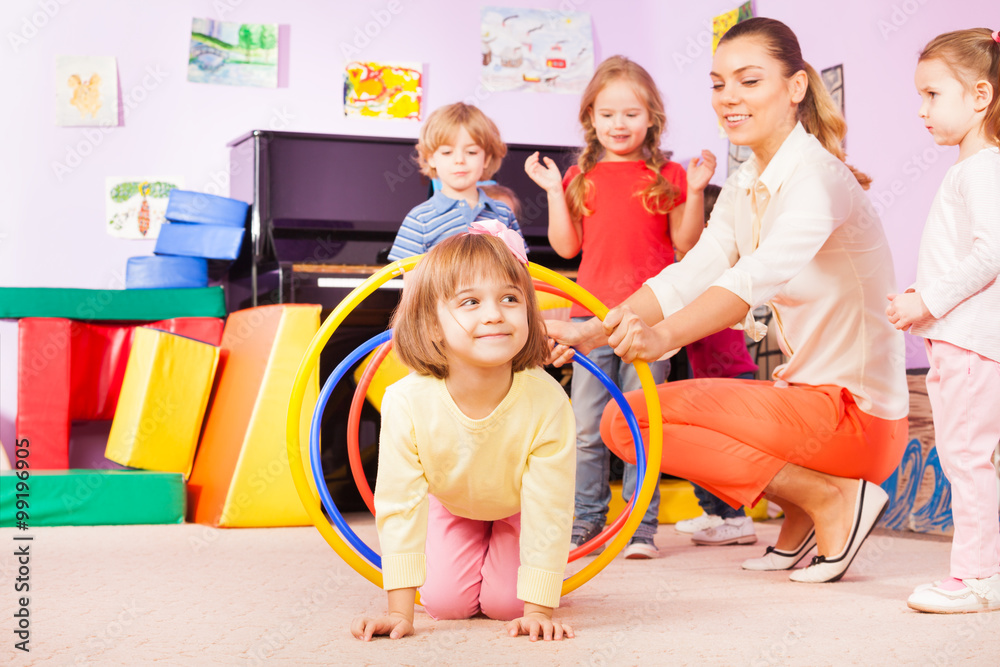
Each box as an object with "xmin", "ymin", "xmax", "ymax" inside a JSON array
[{"xmin": 600, "ymin": 379, "xmax": 908, "ymax": 509}]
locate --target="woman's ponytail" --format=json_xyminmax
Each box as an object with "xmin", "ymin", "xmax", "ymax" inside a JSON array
[{"xmin": 719, "ymin": 17, "xmax": 871, "ymax": 189}]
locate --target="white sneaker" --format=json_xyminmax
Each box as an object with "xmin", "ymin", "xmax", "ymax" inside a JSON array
[
  {"xmin": 692, "ymin": 516, "xmax": 758, "ymax": 546},
  {"xmin": 675, "ymin": 512, "xmax": 724, "ymax": 535},
  {"xmin": 907, "ymin": 574, "xmax": 1000, "ymax": 614},
  {"xmin": 623, "ymin": 537, "xmax": 659, "ymax": 559}
]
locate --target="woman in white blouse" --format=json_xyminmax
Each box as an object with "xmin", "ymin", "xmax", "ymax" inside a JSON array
[{"xmin": 547, "ymin": 17, "xmax": 909, "ymax": 583}]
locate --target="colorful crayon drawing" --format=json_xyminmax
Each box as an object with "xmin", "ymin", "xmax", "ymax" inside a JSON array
[
  {"xmin": 480, "ymin": 7, "xmax": 594, "ymax": 94},
  {"xmin": 343, "ymin": 62, "xmax": 423, "ymax": 120},
  {"xmin": 106, "ymin": 177, "xmax": 183, "ymax": 239},
  {"xmin": 55, "ymin": 55, "xmax": 119, "ymax": 127},
  {"xmin": 712, "ymin": 1, "xmax": 754, "ymax": 54},
  {"xmin": 714, "ymin": 2, "xmax": 756, "ymax": 173},
  {"xmin": 187, "ymin": 18, "xmax": 278, "ymax": 88}
]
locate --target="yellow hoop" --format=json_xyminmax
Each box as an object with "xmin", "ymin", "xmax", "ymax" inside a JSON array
[{"xmin": 285, "ymin": 257, "xmax": 663, "ymax": 598}]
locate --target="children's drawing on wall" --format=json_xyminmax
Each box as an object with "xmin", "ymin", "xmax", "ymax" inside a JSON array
[
  {"xmin": 106, "ymin": 177, "xmax": 183, "ymax": 239},
  {"xmin": 55, "ymin": 55, "xmax": 119, "ymax": 127},
  {"xmin": 713, "ymin": 2, "xmax": 756, "ymax": 173},
  {"xmin": 187, "ymin": 18, "xmax": 278, "ymax": 88},
  {"xmin": 712, "ymin": 1, "xmax": 754, "ymax": 53},
  {"xmin": 343, "ymin": 62, "xmax": 423, "ymax": 120},
  {"xmin": 480, "ymin": 7, "xmax": 594, "ymax": 94}
]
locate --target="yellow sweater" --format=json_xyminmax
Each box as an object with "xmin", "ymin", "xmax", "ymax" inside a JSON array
[{"xmin": 374, "ymin": 367, "xmax": 576, "ymax": 609}]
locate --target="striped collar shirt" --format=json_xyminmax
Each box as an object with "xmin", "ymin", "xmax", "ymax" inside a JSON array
[{"xmin": 387, "ymin": 189, "xmax": 522, "ymax": 261}]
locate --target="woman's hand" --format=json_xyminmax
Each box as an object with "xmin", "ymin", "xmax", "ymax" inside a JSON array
[
  {"xmin": 604, "ymin": 305, "xmax": 672, "ymax": 363},
  {"xmin": 686, "ymin": 149, "xmax": 717, "ymax": 194},
  {"xmin": 351, "ymin": 614, "xmax": 414, "ymax": 641},
  {"xmin": 506, "ymin": 612, "xmax": 574, "ymax": 641},
  {"xmin": 524, "ymin": 151, "xmax": 564, "ymax": 193},
  {"xmin": 544, "ymin": 317, "xmax": 607, "ymax": 366}
]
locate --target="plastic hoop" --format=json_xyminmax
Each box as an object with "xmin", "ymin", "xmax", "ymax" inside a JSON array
[
  {"xmin": 316, "ymin": 329, "xmax": 647, "ymax": 567},
  {"xmin": 343, "ymin": 282, "xmax": 645, "ymax": 560},
  {"xmin": 286, "ymin": 257, "xmax": 663, "ymax": 597}
]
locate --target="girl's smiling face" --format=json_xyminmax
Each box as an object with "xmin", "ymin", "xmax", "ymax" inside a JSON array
[
  {"xmin": 589, "ymin": 78, "xmax": 653, "ymax": 161},
  {"xmin": 435, "ymin": 274, "xmax": 529, "ymax": 374}
]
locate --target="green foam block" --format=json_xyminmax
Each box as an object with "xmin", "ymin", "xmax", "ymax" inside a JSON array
[
  {"xmin": 0, "ymin": 287, "xmax": 226, "ymax": 320},
  {"xmin": 0, "ymin": 470, "xmax": 185, "ymax": 526}
]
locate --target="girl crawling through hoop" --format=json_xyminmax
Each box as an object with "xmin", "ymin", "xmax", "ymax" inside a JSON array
[{"xmin": 351, "ymin": 226, "xmax": 576, "ymax": 641}]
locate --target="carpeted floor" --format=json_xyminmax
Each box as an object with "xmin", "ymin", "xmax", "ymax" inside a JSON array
[{"xmin": 2, "ymin": 517, "xmax": 998, "ymax": 666}]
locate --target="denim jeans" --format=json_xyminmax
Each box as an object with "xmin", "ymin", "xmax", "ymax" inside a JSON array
[
  {"xmin": 571, "ymin": 327, "xmax": 668, "ymax": 540},
  {"xmin": 692, "ymin": 484, "xmax": 746, "ymax": 519}
]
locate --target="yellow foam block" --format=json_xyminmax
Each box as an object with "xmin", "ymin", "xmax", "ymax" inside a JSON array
[
  {"xmin": 106, "ymin": 327, "xmax": 220, "ymax": 477},
  {"xmin": 607, "ymin": 479, "xmax": 773, "ymax": 525},
  {"xmin": 187, "ymin": 305, "xmax": 320, "ymax": 527}
]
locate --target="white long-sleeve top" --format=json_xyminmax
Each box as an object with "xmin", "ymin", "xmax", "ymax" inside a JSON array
[
  {"xmin": 911, "ymin": 147, "xmax": 1000, "ymax": 363},
  {"xmin": 374, "ymin": 367, "xmax": 576, "ymax": 609},
  {"xmin": 644, "ymin": 123, "xmax": 908, "ymax": 420}
]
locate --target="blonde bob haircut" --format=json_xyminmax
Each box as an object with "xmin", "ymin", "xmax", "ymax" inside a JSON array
[
  {"xmin": 390, "ymin": 234, "xmax": 549, "ymax": 379},
  {"xmin": 415, "ymin": 102, "xmax": 507, "ymax": 180}
]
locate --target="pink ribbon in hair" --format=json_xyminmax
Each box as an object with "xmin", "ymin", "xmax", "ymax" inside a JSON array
[
  {"xmin": 993, "ymin": 30, "xmax": 1000, "ymax": 43},
  {"xmin": 468, "ymin": 219, "xmax": 528, "ymax": 265}
]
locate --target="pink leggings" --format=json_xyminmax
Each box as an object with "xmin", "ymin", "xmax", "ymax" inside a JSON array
[
  {"xmin": 420, "ymin": 496, "xmax": 522, "ymax": 621},
  {"xmin": 926, "ymin": 340, "xmax": 1000, "ymax": 580}
]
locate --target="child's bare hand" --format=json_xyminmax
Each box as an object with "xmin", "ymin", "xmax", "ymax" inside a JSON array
[
  {"xmin": 886, "ymin": 289, "xmax": 930, "ymax": 331},
  {"xmin": 505, "ymin": 612, "xmax": 574, "ymax": 641},
  {"xmin": 686, "ymin": 150, "xmax": 717, "ymax": 193},
  {"xmin": 351, "ymin": 615, "xmax": 414, "ymax": 641},
  {"xmin": 525, "ymin": 151, "xmax": 563, "ymax": 193}
]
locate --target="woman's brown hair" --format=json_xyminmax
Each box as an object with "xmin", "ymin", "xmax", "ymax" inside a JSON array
[
  {"xmin": 920, "ymin": 28, "xmax": 1000, "ymax": 147},
  {"xmin": 719, "ymin": 17, "xmax": 872, "ymax": 189},
  {"xmin": 565, "ymin": 55, "xmax": 679, "ymax": 221},
  {"xmin": 390, "ymin": 234, "xmax": 549, "ymax": 379}
]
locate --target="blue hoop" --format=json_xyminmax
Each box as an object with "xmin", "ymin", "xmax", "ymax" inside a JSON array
[{"xmin": 308, "ymin": 331, "xmax": 647, "ymax": 571}]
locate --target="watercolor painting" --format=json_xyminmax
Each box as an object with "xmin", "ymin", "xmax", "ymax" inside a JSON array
[
  {"xmin": 343, "ymin": 62, "xmax": 423, "ymax": 120},
  {"xmin": 712, "ymin": 1, "xmax": 754, "ymax": 53},
  {"xmin": 106, "ymin": 177, "xmax": 183, "ymax": 239},
  {"xmin": 480, "ymin": 7, "xmax": 594, "ymax": 94},
  {"xmin": 714, "ymin": 2, "xmax": 756, "ymax": 172},
  {"xmin": 55, "ymin": 55, "xmax": 119, "ymax": 127},
  {"xmin": 187, "ymin": 18, "xmax": 278, "ymax": 88}
]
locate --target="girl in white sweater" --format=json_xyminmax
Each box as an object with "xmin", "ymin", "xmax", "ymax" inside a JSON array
[{"xmin": 887, "ymin": 27, "xmax": 1000, "ymax": 614}]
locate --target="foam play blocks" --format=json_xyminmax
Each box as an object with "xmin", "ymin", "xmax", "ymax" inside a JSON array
[
  {"xmin": 0, "ymin": 470, "xmax": 185, "ymax": 526},
  {"xmin": 16, "ymin": 317, "xmax": 224, "ymax": 469},
  {"xmin": 165, "ymin": 189, "xmax": 249, "ymax": 227},
  {"xmin": 126, "ymin": 256, "xmax": 209, "ymax": 289},
  {"xmin": 0, "ymin": 286, "xmax": 225, "ymax": 319},
  {"xmin": 187, "ymin": 304, "xmax": 321, "ymax": 527},
  {"xmin": 154, "ymin": 223, "xmax": 245, "ymax": 261},
  {"xmin": 105, "ymin": 327, "xmax": 220, "ymax": 477}
]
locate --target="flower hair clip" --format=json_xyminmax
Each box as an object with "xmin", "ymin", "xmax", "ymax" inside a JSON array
[
  {"xmin": 468, "ymin": 219, "xmax": 528, "ymax": 265},
  {"xmin": 993, "ymin": 29, "xmax": 1000, "ymax": 43}
]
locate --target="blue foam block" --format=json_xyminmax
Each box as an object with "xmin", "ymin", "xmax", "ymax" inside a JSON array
[
  {"xmin": 126, "ymin": 256, "xmax": 209, "ymax": 289},
  {"xmin": 165, "ymin": 190, "xmax": 249, "ymax": 228},
  {"xmin": 154, "ymin": 223, "xmax": 245, "ymax": 261}
]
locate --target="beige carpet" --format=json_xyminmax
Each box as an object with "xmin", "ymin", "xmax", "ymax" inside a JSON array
[{"xmin": 3, "ymin": 517, "xmax": 998, "ymax": 666}]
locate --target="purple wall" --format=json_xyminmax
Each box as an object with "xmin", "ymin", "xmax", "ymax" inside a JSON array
[{"xmin": 2, "ymin": 0, "xmax": 995, "ymax": 458}]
